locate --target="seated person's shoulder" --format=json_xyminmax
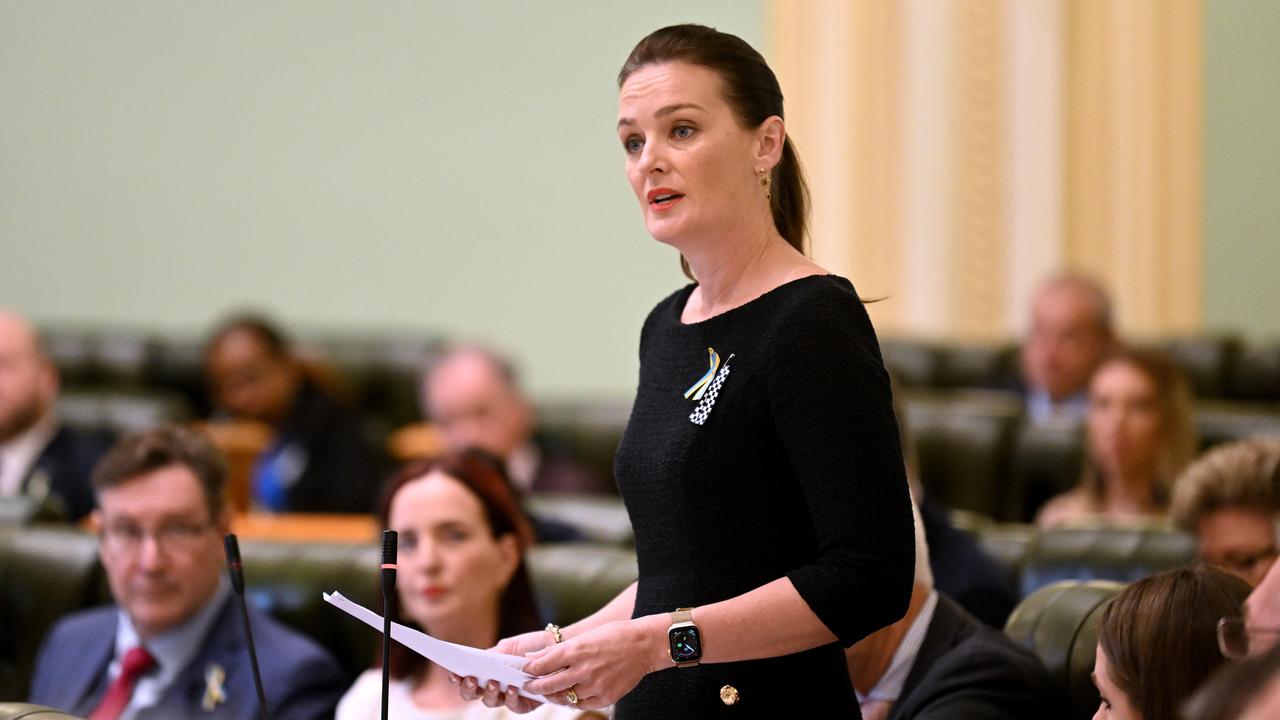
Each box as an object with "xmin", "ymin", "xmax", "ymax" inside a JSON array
[{"xmin": 1035, "ymin": 490, "xmax": 1090, "ymax": 528}]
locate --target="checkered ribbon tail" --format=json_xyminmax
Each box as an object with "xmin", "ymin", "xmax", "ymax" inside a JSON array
[{"xmin": 689, "ymin": 362, "xmax": 732, "ymax": 425}]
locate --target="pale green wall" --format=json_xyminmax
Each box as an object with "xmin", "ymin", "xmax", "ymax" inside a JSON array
[
  {"xmin": 1204, "ymin": 0, "xmax": 1280, "ymax": 339},
  {"xmin": 0, "ymin": 1, "xmax": 761, "ymax": 399}
]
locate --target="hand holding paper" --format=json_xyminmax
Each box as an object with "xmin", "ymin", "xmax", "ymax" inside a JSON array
[{"xmin": 323, "ymin": 591, "xmax": 546, "ymax": 703}]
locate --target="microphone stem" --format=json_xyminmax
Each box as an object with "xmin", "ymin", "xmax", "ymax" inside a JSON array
[
  {"xmin": 381, "ymin": 593, "xmax": 393, "ymax": 720},
  {"xmin": 236, "ymin": 591, "xmax": 271, "ymax": 720}
]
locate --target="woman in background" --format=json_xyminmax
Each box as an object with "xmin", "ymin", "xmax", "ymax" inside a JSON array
[
  {"xmin": 1091, "ymin": 564, "xmax": 1250, "ymax": 720},
  {"xmin": 1037, "ymin": 348, "xmax": 1196, "ymax": 527},
  {"xmin": 337, "ymin": 450, "xmax": 598, "ymax": 720}
]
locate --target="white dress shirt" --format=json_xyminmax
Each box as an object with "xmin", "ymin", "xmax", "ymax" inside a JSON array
[
  {"xmin": 856, "ymin": 590, "xmax": 939, "ymax": 710},
  {"xmin": 0, "ymin": 413, "xmax": 57, "ymax": 497}
]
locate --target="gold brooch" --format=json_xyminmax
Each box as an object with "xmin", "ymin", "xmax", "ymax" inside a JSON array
[{"xmin": 720, "ymin": 684, "xmax": 740, "ymax": 705}]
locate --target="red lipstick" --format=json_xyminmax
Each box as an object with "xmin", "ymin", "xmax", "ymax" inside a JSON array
[{"xmin": 646, "ymin": 187, "xmax": 685, "ymax": 211}]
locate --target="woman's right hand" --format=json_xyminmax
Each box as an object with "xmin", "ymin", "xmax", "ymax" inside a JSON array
[{"xmin": 450, "ymin": 629, "xmax": 557, "ymax": 713}]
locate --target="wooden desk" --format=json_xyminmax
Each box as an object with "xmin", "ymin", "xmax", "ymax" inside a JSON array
[{"xmin": 230, "ymin": 513, "xmax": 378, "ymax": 544}]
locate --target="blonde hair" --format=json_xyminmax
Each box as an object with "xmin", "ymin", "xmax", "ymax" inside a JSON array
[
  {"xmin": 1171, "ymin": 438, "xmax": 1280, "ymax": 531},
  {"xmin": 1080, "ymin": 348, "xmax": 1197, "ymax": 511}
]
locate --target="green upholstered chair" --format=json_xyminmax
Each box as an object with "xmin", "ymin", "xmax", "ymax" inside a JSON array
[
  {"xmin": 1017, "ymin": 525, "xmax": 1196, "ymax": 599},
  {"xmin": 1004, "ymin": 579, "xmax": 1124, "ymax": 720},
  {"xmin": 0, "ymin": 527, "xmax": 106, "ymax": 702},
  {"xmin": 906, "ymin": 392, "xmax": 1021, "ymax": 519},
  {"xmin": 880, "ymin": 338, "xmax": 944, "ymax": 389},
  {"xmin": 1005, "ymin": 420, "xmax": 1085, "ymax": 522},
  {"xmin": 1195, "ymin": 401, "xmax": 1280, "ymax": 451}
]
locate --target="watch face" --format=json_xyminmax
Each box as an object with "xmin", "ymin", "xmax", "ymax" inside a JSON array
[{"xmin": 669, "ymin": 626, "xmax": 702, "ymax": 663}]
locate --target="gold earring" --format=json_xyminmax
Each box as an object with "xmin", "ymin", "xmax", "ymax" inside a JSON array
[{"xmin": 759, "ymin": 169, "xmax": 772, "ymax": 201}]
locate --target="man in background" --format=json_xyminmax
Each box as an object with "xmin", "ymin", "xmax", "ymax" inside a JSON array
[
  {"xmin": 421, "ymin": 345, "xmax": 612, "ymax": 495},
  {"xmin": 29, "ymin": 424, "xmax": 345, "ymax": 718},
  {"xmin": 0, "ymin": 308, "xmax": 108, "ymax": 521},
  {"xmin": 1019, "ymin": 273, "xmax": 1116, "ymax": 424},
  {"xmin": 204, "ymin": 314, "xmax": 380, "ymax": 513},
  {"xmin": 846, "ymin": 505, "xmax": 1063, "ymax": 720}
]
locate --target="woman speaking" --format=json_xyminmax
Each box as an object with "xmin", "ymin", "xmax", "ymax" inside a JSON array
[{"xmin": 458, "ymin": 24, "xmax": 914, "ymax": 717}]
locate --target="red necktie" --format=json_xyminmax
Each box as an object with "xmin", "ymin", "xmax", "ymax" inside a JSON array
[{"xmin": 89, "ymin": 646, "xmax": 157, "ymax": 720}]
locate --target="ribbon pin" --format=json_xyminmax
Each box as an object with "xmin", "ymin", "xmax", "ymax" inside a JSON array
[
  {"xmin": 686, "ymin": 348, "xmax": 734, "ymax": 426},
  {"xmin": 202, "ymin": 663, "xmax": 227, "ymax": 711},
  {"xmin": 684, "ymin": 348, "xmax": 722, "ymax": 401}
]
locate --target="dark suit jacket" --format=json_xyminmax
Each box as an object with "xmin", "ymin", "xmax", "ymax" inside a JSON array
[
  {"xmin": 29, "ymin": 594, "xmax": 346, "ymax": 720},
  {"xmin": 920, "ymin": 495, "xmax": 1017, "ymax": 627},
  {"xmin": 265, "ymin": 380, "xmax": 382, "ymax": 513},
  {"xmin": 21, "ymin": 425, "xmax": 110, "ymax": 522},
  {"xmin": 888, "ymin": 594, "xmax": 1065, "ymax": 720}
]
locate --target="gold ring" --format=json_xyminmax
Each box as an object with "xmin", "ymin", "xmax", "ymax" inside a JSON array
[{"xmin": 565, "ymin": 687, "xmax": 580, "ymax": 705}]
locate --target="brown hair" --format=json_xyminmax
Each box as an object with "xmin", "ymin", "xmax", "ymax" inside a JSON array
[
  {"xmin": 91, "ymin": 424, "xmax": 227, "ymax": 518},
  {"xmin": 375, "ymin": 448, "xmax": 540, "ymax": 680},
  {"xmin": 618, "ymin": 24, "xmax": 810, "ymax": 280},
  {"xmin": 1080, "ymin": 347, "xmax": 1197, "ymax": 510},
  {"xmin": 1098, "ymin": 564, "xmax": 1251, "ymax": 720},
  {"xmin": 1171, "ymin": 438, "xmax": 1280, "ymax": 531}
]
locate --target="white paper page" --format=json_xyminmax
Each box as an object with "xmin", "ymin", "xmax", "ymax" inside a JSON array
[{"xmin": 323, "ymin": 591, "xmax": 546, "ymax": 703}]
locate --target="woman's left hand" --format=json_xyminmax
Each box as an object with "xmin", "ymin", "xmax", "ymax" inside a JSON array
[{"xmin": 522, "ymin": 616, "xmax": 665, "ymax": 710}]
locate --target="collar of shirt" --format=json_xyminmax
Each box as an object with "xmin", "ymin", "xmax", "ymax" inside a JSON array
[
  {"xmin": 1027, "ymin": 388, "xmax": 1088, "ymax": 425},
  {"xmin": 857, "ymin": 590, "xmax": 939, "ymax": 706},
  {"xmin": 110, "ymin": 577, "xmax": 232, "ymax": 720},
  {"xmin": 0, "ymin": 413, "xmax": 58, "ymax": 497},
  {"xmin": 506, "ymin": 442, "xmax": 541, "ymax": 493}
]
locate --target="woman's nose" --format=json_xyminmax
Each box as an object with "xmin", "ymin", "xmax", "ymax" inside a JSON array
[{"xmin": 637, "ymin": 140, "xmax": 666, "ymax": 175}]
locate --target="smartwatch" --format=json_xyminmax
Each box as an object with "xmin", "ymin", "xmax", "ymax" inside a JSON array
[{"xmin": 667, "ymin": 607, "xmax": 702, "ymax": 667}]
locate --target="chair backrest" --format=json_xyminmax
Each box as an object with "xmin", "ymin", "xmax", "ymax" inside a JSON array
[
  {"xmin": 908, "ymin": 392, "xmax": 1021, "ymax": 519},
  {"xmin": 1018, "ymin": 525, "xmax": 1196, "ymax": 599},
  {"xmin": 0, "ymin": 527, "xmax": 106, "ymax": 702},
  {"xmin": 1006, "ymin": 421, "xmax": 1085, "ymax": 522},
  {"xmin": 1004, "ymin": 579, "xmax": 1125, "ymax": 720}
]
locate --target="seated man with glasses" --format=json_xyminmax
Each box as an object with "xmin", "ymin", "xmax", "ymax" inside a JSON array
[
  {"xmin": 1171, "ymin": 438, "xmax": 1280, "ymax": 588},
  {"xmin": 28, "ymin": 425, "xmax": 346, "ymax": 719}
]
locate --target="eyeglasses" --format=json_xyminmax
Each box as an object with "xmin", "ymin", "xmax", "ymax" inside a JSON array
[
  {"xmin": 100, "ymin": 520, "xmax": 214, "ymax": 555},
  {"xmin": 1216, "ymin": 617, "xmax": 1280, "ymax": 660}
]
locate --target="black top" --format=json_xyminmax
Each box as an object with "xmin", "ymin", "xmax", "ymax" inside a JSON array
[{"xmin": 614, "ymin": 275, "xmax": 915, "ymax": 718}]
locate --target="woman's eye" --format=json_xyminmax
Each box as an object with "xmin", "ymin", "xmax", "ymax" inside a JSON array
[
  {"xmin": 673, "ymin": 125, "xmax": 694, "ymax": 139},
  {"xmin": 623, "ymin": 136, "xmax": 643, "ymax": 154},
  {"xmin": 443, "ymin": 528, "xmax": 469, "ymax": 543}
]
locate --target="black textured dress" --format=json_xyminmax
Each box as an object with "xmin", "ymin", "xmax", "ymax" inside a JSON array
[{"xmin": 613, "ymin": 275, "xmax": 915, "ymax": 719}]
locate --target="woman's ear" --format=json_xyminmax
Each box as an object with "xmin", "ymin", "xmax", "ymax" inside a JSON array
[
  {"xmin": 754, "ymin": 115, "xmax": 786, "ymax": 171},
  {"xmin": 495, "ymin": 532, "xmax": 520, "ymax": 587}
]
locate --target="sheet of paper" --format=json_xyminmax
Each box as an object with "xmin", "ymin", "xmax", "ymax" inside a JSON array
[{"xmin": 323, "ymin": 591, "xmax": 546, "ymax": 703}]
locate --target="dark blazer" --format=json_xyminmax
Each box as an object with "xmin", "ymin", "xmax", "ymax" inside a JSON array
[
  {"xmin": 920, "ymin": 495, "xmax": 1017, "ymax": 627},
  {"xmin": 888, "ymin": 594, "xmax": 1065, "ymax": 720},
  {"xmin": 22, "ymin": 425, "xmax": 110, "ymax": 522},
  {"xmin": 264, "ymin": 380, "xmax": 382, "ymax": 513},
  {"xmin": 29, "ymin": 594, "xmax": 346, "ymax": 720}
]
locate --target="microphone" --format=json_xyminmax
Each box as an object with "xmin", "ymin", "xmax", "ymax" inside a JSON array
[
  {"xmin": 380, "ymin": 530, "xmax": 397, "ymax": 720},
  {"xmin": 224, "ymin": 534, "xmax": 271, "ymax": 720}
]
